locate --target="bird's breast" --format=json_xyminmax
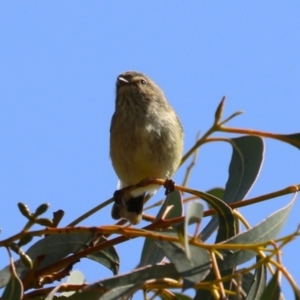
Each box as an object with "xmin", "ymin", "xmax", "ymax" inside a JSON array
[{"xmin": 110, "ymin": 115, "xmax": 181, "ymax": 186}]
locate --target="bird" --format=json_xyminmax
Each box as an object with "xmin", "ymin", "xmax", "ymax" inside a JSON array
[{"xmin": 109, "ymin": 71, "xmax": 183, "ymax": 224}]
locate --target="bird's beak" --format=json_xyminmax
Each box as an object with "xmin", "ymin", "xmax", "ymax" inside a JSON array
[{"xmin": 118, "ymin": 76, "xmax": 129, "ymax": 85}]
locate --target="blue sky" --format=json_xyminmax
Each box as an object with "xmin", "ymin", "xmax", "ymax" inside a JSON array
[{"xmin": 0, "ymin": 2, "xmax": 300, "ymax": 298}]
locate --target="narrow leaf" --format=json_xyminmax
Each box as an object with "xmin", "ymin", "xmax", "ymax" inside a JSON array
[
  {"xmin": 260, "ymin": 270, "xmax": 283, "ymax": 300},
  {"xmin": 172, "ymin": 293, "xmax": 193, "ymax": 300},
  {"xmin": 62, "ymin": 270, "xmax": 85, "ymax": 297},
  {"xmin": 0, "ymin": 232, "xmax": 119, "ymax": 287},
  {"xmin": 183, "ymin": 202, "xmax": 204, "ymax": 259},
  {"xmin": 139, "ymin": 191, "xmax": 183, "ymax": 267},
  {"xmin": 185, "ymin": 201, "xmax": 203, "ymax": 226},
  {"xmin": 155, "ymin": 241, "xmax": 211, "ymax": 290},
  {"xmin": 201, "ymin": 136, "xmax": 264, "ymax": 241},
  {"xmin": 87, "ymin": 236, "xmax": 119, "ymax": 275},
  {"xmin": 219, "ymin": 197, "xmax": 295, "ymax": 270},
  {"xmin": 214, "ymin": 96, "xmax": 226, "ymax": 123},
  {"xmin": 1, "ymin": 259, "xmax": 23, "ymax": 300},
  {"xmin": 206, "ymin": 188, "xmax": 225, "ymax": 209},
  {"xmin": 70, "ymin": 264, "xmax": 179, "ymax": 300},
  {"xmin": 245, "ymin": 262, "xmax": 267, "ymax": 300},
  {"xmin": 194, "ymin": 190, "xmax": 235, "ymax": 243},
  {"xmin": 277, "ymin": 133, "xmax": 300, "ymax": 150}
]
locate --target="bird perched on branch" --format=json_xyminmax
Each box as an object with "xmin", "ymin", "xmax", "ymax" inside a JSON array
[{"xmin": 110, "ymin": 71, "xmax": 184, "ymax": 224}]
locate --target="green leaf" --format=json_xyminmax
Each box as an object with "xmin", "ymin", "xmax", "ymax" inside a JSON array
[
  {"xmin": 1, "ymin": 262, "xmax": 23, "ymax": 300},
  {"xmin": 260, "ymin": 270, "xmax": 283, "ymax": 300},
  {"xmin": 139, "ymin": 191, "xmax": 183, "ymax": 267},
  {"xmin": 172, "ymin": 293, "xmax": 193, "ymax": 300},
  {"xmin": 214, "ymin": 96, "xmax": 226, "ymax": 123},
  {"xmin": 87, "ymin": 236, "xmax": 119, "ymax": 275},
  {"xmin": 227, "ymin": 258, "xmax": 266, "ymax": 300},
  {"xmin": 277, "ymin": 132, "xmax": 300, "ymax": 150},
  {"xmin": 183, "ymin": 201, "xmax": 204, "ymax": 259},
  {"xmin": 206, "ymin": 188, "xmax": 225, "ymax": 209},
  {"xmin": 230, "ymin": 272, "xmax": 254, "ymax": 300},
  {"xmin": 0, "ymin": 232, "xmax": 119, "ymax": 287},
  {"xmin": 185, "ymin": 201, "xmax": 203, "ymax": 226},
  {"xmin": 201, "ymin": 135, "xmax": 264, "ymax": 241},
  {"xmin": 219, "ymin": 197, "xmax": 295, "ymax": 270},
  {"xmin": 196, "ymin": 198, "xmax": 293, "ymax": 300},
  {"xmin": 224, "ymin": 136, "xmax": 264, "ymax": 201},
  {"xmin": 70, "ymin": 264, "xmax": 179, "ymax": 300},
  {"xmin": 245, "ymin": 262, "xmax": 267, "ymax": 300},
  {"xmin": 96, "ymin": 285, "xmax": 137, "ymax": 300},
  {"xmin": 155, "ymin": 241, "xmax": 211, "ymax": 290},
  {"xmin": 21, "ymin": 233, "xmax": 117, "ymax": 274},
  {"xmin": 195, "ymin": 191, "xmax": 235, "ymax": 243},
  {"xmin": 62, "ymin": 270, "xmax": 85, "ymax": 297}
]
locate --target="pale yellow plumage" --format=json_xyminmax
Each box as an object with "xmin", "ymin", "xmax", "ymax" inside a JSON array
[{"xmin": 110, "ymin": 71, "xmax": 183, "ymax": 224}]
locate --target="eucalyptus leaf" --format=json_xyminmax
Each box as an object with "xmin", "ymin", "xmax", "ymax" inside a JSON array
[
  {"xmin": 61, "ymin": 270, "xmax": 85, "ymax": 297},
  {"xmin": 194, "ymin": 191, "xmax": 235, "ymax": 243},
  {"xmin": 206, "ymin": 188, "xmax": 225, "ymax": 209},
  {"xmin": 172, "ymin": 293, "xmax": 193, "ymax": 300},
  {"xmin": 183, "ymin": 201, "xmax": 204, "ymax": 259},
  {"xmin": 245, "ymin": 262, "xmax": 266, "ymax": 300},
  {"xmin": 219, "ymin": 197, "xmax": 295, "ymax": 270},
  {"xmin": 139, "ymin": 191, "xmax": 183, "ymax": 267},
  {"xmin": 155, "ymin": 241, "xmax": 211, "ymax": 290},
  {"xmin": 201, "ymin": 136, "xmax": 264, "ymax": 241},
  {"xmin": 1, "ymin": 264, "xmax": 23, "ymax": 300},
  {"xmin": 0, "ymin": 232, "xmax": 119, "ymax": 288},
  {"xmin": 70, "ymin": 264, "xmax": 179, "ymax": 300},
  {"xmin": 277, "ymin": 133, "xmax": 300, "ymax": 150},
  {"xmin": 260, "ymin": 270, "xmax": 283, "ymax": 300}
]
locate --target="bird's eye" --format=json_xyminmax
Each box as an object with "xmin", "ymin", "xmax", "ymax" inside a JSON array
[{"xmin": 140, "ymin": 79, "xmax": 147, "ymax": 85}]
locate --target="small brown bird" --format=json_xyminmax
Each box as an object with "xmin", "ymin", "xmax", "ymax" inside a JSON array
[{"xmin": 110, "ymin": 71, "xmax": 183, "ymax": 224}]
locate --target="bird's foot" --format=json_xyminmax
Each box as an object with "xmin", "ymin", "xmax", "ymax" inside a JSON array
[{"xmin": 164, "ymin": 179, "xmax": 175, "ymax": 195}]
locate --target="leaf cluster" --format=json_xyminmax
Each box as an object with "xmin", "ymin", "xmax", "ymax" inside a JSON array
[{"xmin": 0, "ymin": 98, "xmax": 299, "ymax": 300}]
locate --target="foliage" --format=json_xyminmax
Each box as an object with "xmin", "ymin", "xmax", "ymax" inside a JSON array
[{"xmin": 0, "ymin": 97, "xmax": 299, "ymax": 300}]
